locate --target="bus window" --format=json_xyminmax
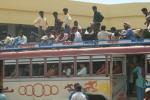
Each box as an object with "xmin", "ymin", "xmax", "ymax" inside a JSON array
[
  {"xmin": 113, "ymin": 61, "xmax": 123, "ymax": 74},
  {"xmin": 4, "ymin": 60, "xmax": 16, "ymax": 78},
  {"xmin": 61, "ymin": 57, "xmax": 74, "ymax": 77},
  {"xmin": 92, "ymin": 56, "xmax": 107, "ymax": 75},
  {"xmin": 77, "ymin": 56, "xmax": 89, "ymax": 76},
  {"xmin": 46, "ymin": 57, "xmax": 59, "ymax": 77},
  {"xmin": 18, "ymin": 59, "xmax": 30, "ymax": 77},
  {"xmin": 32, "ymin": 58, "xmax": 44, "ymax": 76}
]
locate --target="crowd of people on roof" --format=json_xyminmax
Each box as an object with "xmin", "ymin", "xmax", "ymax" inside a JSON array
[{"xmin": 0, "ymin": 6, "xmax": 150, "ymax": 47}]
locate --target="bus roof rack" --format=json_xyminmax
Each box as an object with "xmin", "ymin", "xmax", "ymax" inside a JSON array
[{"xmin": 0, "ymin": 39, "xmax": 150, "ymax": 52}]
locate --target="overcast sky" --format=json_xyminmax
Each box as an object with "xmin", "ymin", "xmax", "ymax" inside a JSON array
[{"xmin": 72, "ymin": 0, "xmax": 150, "ymax": 4}]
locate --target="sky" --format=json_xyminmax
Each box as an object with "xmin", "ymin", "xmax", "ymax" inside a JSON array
[{"xmin": 72, "ymin": 0, "xmax": 150, "ymax": 4}]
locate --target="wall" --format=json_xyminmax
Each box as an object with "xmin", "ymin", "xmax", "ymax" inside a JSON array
[{"xmin": 0, "ymin": 0, "xmax": 149, "ymax": 29}]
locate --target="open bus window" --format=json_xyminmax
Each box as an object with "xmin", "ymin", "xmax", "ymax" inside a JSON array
[
  {"xmin": 147, "ymin": 60, "xmax": 150, "ymax": 73},
  {"xmin": 62, "ymin": 63, "xmax": 74, "ymax": 77},
  {"xmin": 46, "ymin": 57, "xmax": 59, "ymax": 77},
  {"xmin": 77, "ymin": 62, "xmax": 89, "ymax": 76},
  {"xmin": 77, "ymin": 56, "xmax": 89, "ymax": 76},
  {"xmin": 19, "ymin": 64, "xmax": 29, "ymax": 76},
  {"xmin": 113, "ymin": 61, "xmax": 123, "ymax": 74},
  {"xmin": 94, "ymin": 62, "xmax": 106, "ymax": 75},
  {"xmin": 47, "ymin": 63, "xmax": 58, "ymax": 76},
  {"xmin": 18, "ymin": 59, "xmax": 30, "ymax": 77},
  {"xmin": 4, "ymin": 60, "xmax": 16, "ymax": 78},
  {"xmin": 92, "ymin": 55, "xmax": 108, "ymax": 75},
  {"xmin": 61, "ymin": 57, "xmax": 74, "ymax": 77},
  {"xmin": 32, "ymin": 58, "xmax": 44, "ymax": 76}
]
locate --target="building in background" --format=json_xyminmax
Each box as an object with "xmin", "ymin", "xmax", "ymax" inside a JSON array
[{"xmin": 0, "ymin": 0, "xmax": 149, "ymax": 35}]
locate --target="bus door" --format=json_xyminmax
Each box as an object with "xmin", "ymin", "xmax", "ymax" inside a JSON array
[
  {"xmin": 111, "ymin": 55, "xmax": 126, "ymax": 100},
  {"xmin": 145, "ymin": 54, "xmax": 150, "ymax": 99},
  {"xmin": 0, "ymin": 60, "xmax": 3, "ymax": 91}
]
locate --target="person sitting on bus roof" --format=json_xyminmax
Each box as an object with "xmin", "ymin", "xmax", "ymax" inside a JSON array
[
  {"xmin": 1, "ymin": 31, "xmax": 14, "ymax": 47},
  {"xmin": 59, "ymin": 32, "xmax": 69, "ymax": 42},
  {"xmin": 123, "ymin": 22, "xmax": 136, "ymax": 41},
  {"xmin": 97, "ymin": 25, "xmax": 112, "ymax": 41},
  {"xmin": 72, "ymin": 27, "xmax": 82, "ymax": 42},
  {"xmin": 73, "ymin": 20, "xmax": 82, "ymax": 33},
  {"xmin": 83, "ymin": 27, "xmax": 94, "ymax": 41},
  {"xmin": 41, "ymin": 31, "xmax": 55, "ymax": 45},
  {"xmin": 77, "ymin": 64, "xmax": 87, "ymax": 76},
  {"xmin": 14, "ymin": 31, "xmax": 27, "ymax": 46}
]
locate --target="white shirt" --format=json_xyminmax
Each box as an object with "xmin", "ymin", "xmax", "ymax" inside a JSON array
[
  {"xmin": 0, "ymin": 93, "xmax": 6, "ymax": 100},
  {"xmin": 17, "ymin": 35, "xmax": 27, "ymax": 44},
  {"xmin": 4, "ymin": 36, "xmax": 14, "ymax": 45},
  {"xmin": 97, "ymin": 31, "xmax": 111, "ymax": 40},
  {"xmin": 64, "ymin": 13, "xmax": 72, "ymax": 26},
  {"xmin": 71, "ymin": 92, "xmax": 87, "ymax": 100},
  {"xmin": 41, "ymin": 34, "xmax": 55, "ymax": 40},
  {"xmin": 74, "ymin": 31, "xmax": 82, "ymax": 42},
  {"xmin": 77, "ymin": 67, "xmax": 87, "ymax": 76},
  {"xmin": 84, "ymin": 30, "xmax": 94, "ymax": 35},
  {"xmin": 33, "ymin": 16, "xmax": 48, "ymax": 30}
]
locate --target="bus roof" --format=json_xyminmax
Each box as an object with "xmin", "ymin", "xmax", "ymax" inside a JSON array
[{"xmin": 0, "ymin": 46, "xmax": 150, "ymax": 59}]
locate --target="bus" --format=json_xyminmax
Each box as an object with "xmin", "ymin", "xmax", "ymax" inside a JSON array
[{"xmin": 0, "ymin": 45, "xmax": 150, "ymax": 100}]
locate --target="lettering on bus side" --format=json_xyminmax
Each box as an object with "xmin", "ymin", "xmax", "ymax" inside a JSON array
[{"xmin": 18, "ymin": 83, "xmax": 59, "ymax": 97}]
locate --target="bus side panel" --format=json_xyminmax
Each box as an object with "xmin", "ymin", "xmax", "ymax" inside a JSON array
[
  {"xmin": 112, "ymin": 75, "xmax": 127, "ymax": 100},
  {"xmin": 3, "ymin": 77, "xmax": 111, "ymax": 100}
]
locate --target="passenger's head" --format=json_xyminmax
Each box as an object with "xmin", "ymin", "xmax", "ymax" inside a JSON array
[
  {"xmin": 18, "ymin": 30, "xmax": 24, "ymax": 37},
  {"xmin": 74, "ymin": 20, "xmax": 79, "ymax": 26},
  {"xmin": 2, "ymin": 31, "xmax": 8, "ymax": 37},
  {"xmin": 53, "ymin": 11, "xmax": 58, "ymax": 18},
  {"xmin": 87, "ymin": 27, "xmax": 92, "ymax": 33},
  {"xmin": 63, "ymin": 8, "xmax": 68, "ymax": 15},
  {"xmin": 101, "ymin": 25, "xmax": 106, "ymax": 31},
  {"xmin": 74, "ymin": 83, "xmax": 80, "ymax": 89},
  {"xmin": 39, "ymin": 11, "xmax": 44, "ymax": 18},
  {"xmin": 92, "ymin": 6, "xmax": 97, "ymax": 12},
  {"xmin": 141, "ymin": 8, "xmax": 148, "ymax": 15},
  {"xmin": 72, "ymin": 27, "xmax": 78, "ymax": 33},
  {"xmin": 110, "ymin": 27, "xmax": 116, "ymax": 32},
  {"xmin": 123, "ymin": 22, "xmax": 131, "ymax": 30},
  {"xmin": 76, "ymin": 85, "xmax": 82, "ymax": 92},
  {"xmin": 79, "ymin": 64, "xmax": 85, "ymax": 68}
]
